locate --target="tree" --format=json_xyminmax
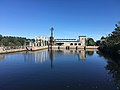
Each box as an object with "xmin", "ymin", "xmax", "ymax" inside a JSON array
[
  {"xmin": 99, "ymin": 21, "xmax": 120, "ymax": 53},
  {"xmin": 105, "ymin": 22, "xmax": 120, "ymax": 46},
  {"xmin": 0, "ymin": 34, "xmax": 34, "ymax": 46},
  {"xmin": 0, "ymin": 34, "xmax": 2, "ymax": 41},
  {"xmin": 87, "ymin": 38, "xmax": 95, "ymax": 46},
  {"xmin": 101, "ymin": 36, "xmax": 105, "ymax": 40},
  {"xmin": 0, "ymin": 35, "xmax": 2, "ymax": 46},
  {"xmin": 1, "ymin": 38, "xmax": 9, "ymax": 46}
]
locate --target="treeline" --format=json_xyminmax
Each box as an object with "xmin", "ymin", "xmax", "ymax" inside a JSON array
[
  {"xmin": 98, "ymin": 22, "xmax": 120, "ymax": 54},
  {"xmin": 0, "ymin": 35, "xmax": 35, "ymax": 46},
  {"xmin": 96, "ymin": 21, "xmax": 120, "ymax": 85}
]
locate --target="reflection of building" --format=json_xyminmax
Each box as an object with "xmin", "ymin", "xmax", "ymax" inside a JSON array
[
  {"xmin": 78, "ymin": 50, "xmax": 86, "ymax": 60},
  {"xmin": 23, "ymin": 50, "xmax": 48, "ymax": 64},
  {"xmin": 23, "ymin": 49, "xmax": 94, "ymax": 65},
  {"xmin": 34, "ymin": 50, "xmax": 48, "ymax": 63},
  {"xmin": 58, "ymin": 49, "xmax": 86, "ymax": 60}
]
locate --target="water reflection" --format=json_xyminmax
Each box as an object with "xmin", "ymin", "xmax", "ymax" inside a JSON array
[
  {"xmin": 22, "ymin": 49, "xmax": 97, "ymax": 64},
  {"xmin": 48, "ymin": 50, "xmax": 55, "ymax": 69},
  {"xmin": 0, "ymin": 49, "xmax": 97, "ymax": 65},
  {"xmin": 97, "ymin": 51, "xmax": 120, "ymax": 89},
  {"xmin": 79, "ymin": 50, "xmax": 86, "ymax": 60},
  {"xmin": 0, "ymin": 54, "xmax": 5, "ymax": 61},
  {"xmin": 1, "ymin": 49, "xmax": 119, "ymax": 90},
  {"xmin": 86, "ymin": 51, "xmax": 94, "ymax": 56},
  {"xmin": 23, "ymin": 50, "xmax": 48, "ymax": 63}
]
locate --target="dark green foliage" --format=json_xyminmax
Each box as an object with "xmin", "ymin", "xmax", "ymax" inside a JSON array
[
  {"xmin": 105, "ymin": 23, "xmax": 120, "ymax": 46},
  {"xmin": 87, "ymin": 38, "xmax": 95, "ymax": 46},
  {"xmin": 97, "ymin": 22, "xmax": 120, "ymax": 87},
  {"xmin": 101, "ymin": 36, "xmax": 105, "ymax": 40},
  {"xmin": 0, "ymin": 35, "xmax": 34, "ymax": 46},
  {"xmin": 86, "ymin": 51, "xmax": 94, "ymax": 56},
  {"xmin": 0, "ymin": 35, "xmax": 2, "ymax": 41},
  {"xmin": 99, "ymin": 22, "xmax": 120, "ymax": 53}
]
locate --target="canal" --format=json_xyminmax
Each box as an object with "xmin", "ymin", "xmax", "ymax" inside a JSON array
[{"xmin": 0, "ymin": 49, "xmax": 119, "ymax": 90}]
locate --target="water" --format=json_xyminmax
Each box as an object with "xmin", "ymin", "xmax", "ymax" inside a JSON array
[{"xmin": 0, "ymin": 49, "xmax": 119, "ymax": 90}]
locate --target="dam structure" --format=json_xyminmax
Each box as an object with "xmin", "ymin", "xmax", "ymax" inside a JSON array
[
  {"xmin": 34, "ymin": 36, "xmax": 87, "ymax": 49},
  {"xmin": 34, "ymin": 28, "xmax": 98, "ymax": 50},
  {"xmin": 54, "ymin": 36, "xmax": 86, "ymax": 49}
]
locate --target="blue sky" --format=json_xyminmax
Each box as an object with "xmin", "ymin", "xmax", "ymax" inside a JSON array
[{"xmin": 0, "ymin": 0, "xmax": 120, "ymax": 40}]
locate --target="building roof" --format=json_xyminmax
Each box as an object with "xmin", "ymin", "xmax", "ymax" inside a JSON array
[
  {"xmin": 79, "ymin": 36, "xmax": 86, "ymax": 37},
  {"xmin": 55, "ymin": 39, "xmax": 78, "ymax": 42}
]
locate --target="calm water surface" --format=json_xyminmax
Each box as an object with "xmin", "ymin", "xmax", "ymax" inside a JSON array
[{"xmin": 0, "ymin": 49, "xmax": 119, "ymax": 90}]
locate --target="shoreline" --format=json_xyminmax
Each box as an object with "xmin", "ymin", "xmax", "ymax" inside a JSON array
[
  {"xmin": 0, "ymin": 46, "xmax": 48, "ymax": 54},
  {"xmin": 52, "ymin": 46, "xmax": 99, "ymax": 49},
  {"xmin": 0, "ymin": 49, "xmax": 26, "ymax": 54},
  {"xmin": 0, "ymin": 46, "xmax": 99, "ymax": 54}
]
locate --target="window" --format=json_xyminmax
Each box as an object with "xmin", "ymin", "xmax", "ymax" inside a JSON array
[
  {"xmin": 78, "ymin": 43, "xmax": 81, "ymax": 46},
  {"xmin": 70, "ymin": 43, "xmax": 73, "ymax": 45},
  {"xmin": 74, "ymin": 43, "xmax": 77, "ymax": 45}
]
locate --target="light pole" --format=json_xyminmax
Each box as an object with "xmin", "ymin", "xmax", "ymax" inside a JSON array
[{"xmin": 50, "ymin": 27, "xmax": 54, "ymax": 50}]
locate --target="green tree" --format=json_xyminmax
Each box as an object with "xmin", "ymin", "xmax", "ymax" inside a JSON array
[
  {"xmin": 0, "ymin": 35, "xmax": 2, "ymax": 46},
  {"xmin": 99, "ymin": 21, "xmax": 120, "ymax": 53},
  {"xmin": 87, "ymin": 38, "xmax": 95, "ymax": 45},
  {"xmin": 1, "ymin": 38, "xmax": 9, "ymax": 46},
  {"xmin": 0, "ymin": 34, "xmax": 34, "ymax": 46},
  {"xmin": 0, "ymin": 34, "xmax": 2, "ymax": 41},
  {"xmin": 101, "ymin": 36, "xmax": 105, "ymax": 40},
  {"xmin": 104, "ymin": 22, "xmax": 120, "ymax": 47}
]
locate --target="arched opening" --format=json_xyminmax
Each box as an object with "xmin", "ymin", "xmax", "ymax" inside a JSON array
[
  {"xmin": 70, "ymin": 43, "xmax": 73, "ymax": 45},
  {"xmin": 56, "ymin": 43, "xmax": 64, "ymax": 46},
  {"xmin": 78, "ymin": 43, "xmax": 81, "ymax": 46},
  {"xmin": 74, "ymin": 43, "xmax": 77, "ymax": 46}
]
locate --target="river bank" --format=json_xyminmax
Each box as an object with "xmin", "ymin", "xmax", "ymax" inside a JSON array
[
  {"xmin": 0, "ymin": 46, "xmax": 98, "ymax": 54},
  {"xmin": 0, "ymin": 48, "xmax": 26, "ymax": 54},
  {"xmin": 52, "ymin": 46, "xmax": 99, "ymax": 49},
  {"xmin": 0, "ymin": 46, "xmax": 48, "ymax": 54},
  {"xmin": 98, "ymin": 44, "xmax": 120, "ymax": 55}
]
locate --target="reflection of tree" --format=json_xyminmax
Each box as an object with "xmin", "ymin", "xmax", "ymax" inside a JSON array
[
  {"xmin": 0, "ymin": 54, "xmax": 5, "ymax": 61},
  {"xmin": 106, "ymin": 59, "xmax": 120, "ymax": 89},
  {"xmin": 97, "ymin": 51, "xmax": 120, "ymax": 88},
  {"xmin": 86, "ymin": 51, "xmax": 94, "ymax": 56},
  {"xmin": 106, "ymin": 60, "xmax": 120, "ymax": 86}
]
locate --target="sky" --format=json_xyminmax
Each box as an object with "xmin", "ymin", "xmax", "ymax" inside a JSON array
[{"xmin": 0, "ymin": 0, "xmax": 120, "ymax": 41}]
